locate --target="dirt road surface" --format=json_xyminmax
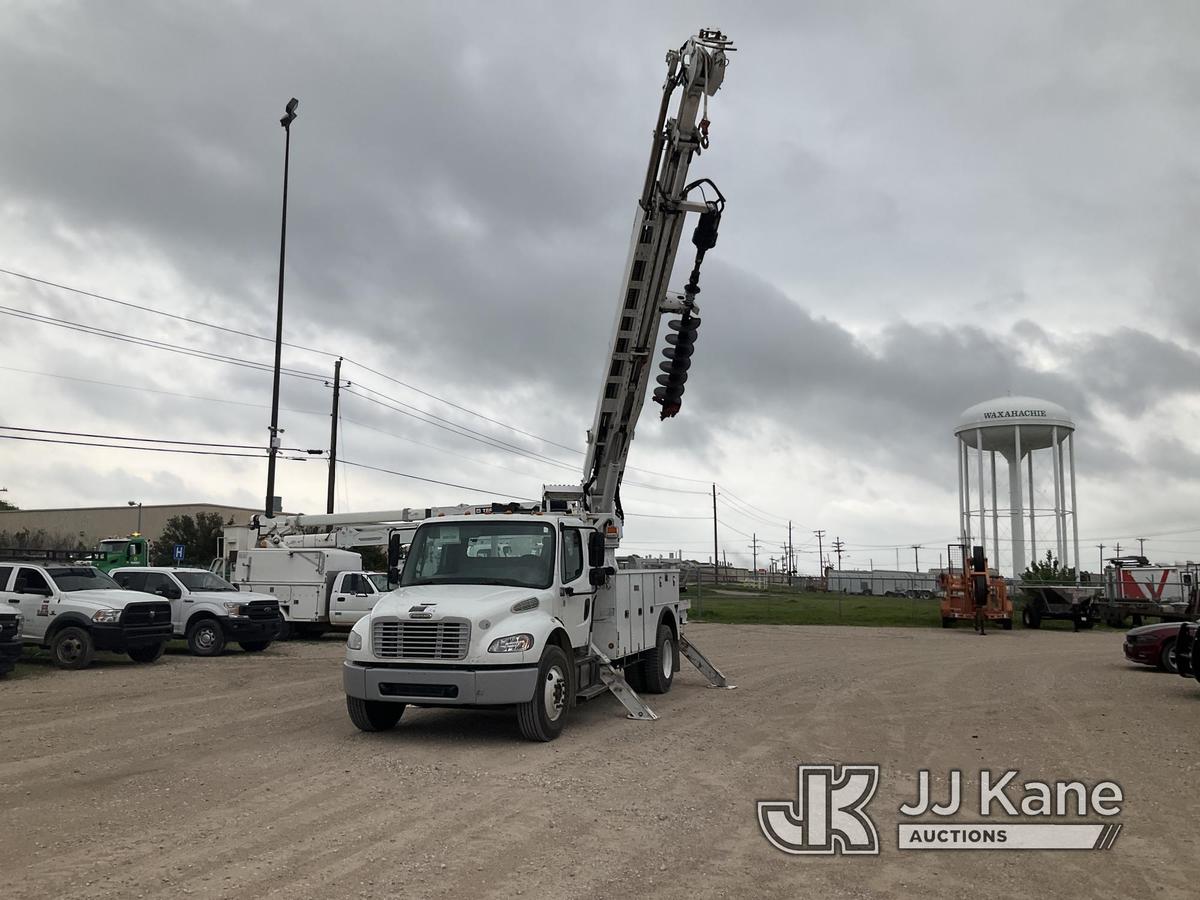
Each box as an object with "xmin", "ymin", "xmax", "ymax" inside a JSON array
[{"xmin": 2, "ymin": 624, "xmax": 1198, "ymax": 899}]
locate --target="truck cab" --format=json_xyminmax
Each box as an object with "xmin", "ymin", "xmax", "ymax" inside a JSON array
[
  {"xmin": 0, "ymin": 560, "xmax": 172, "ymax": 669},
  {"xmin": 111, "ymin": 567, "xmax": 283, "ymax": 656},
  {"xmin": 91, "ymin": 536, "xmax": 150, "ymax": 572},
  {"xmin": 343, "ymin": 513, "xmax": 688, "ymax": 741}
]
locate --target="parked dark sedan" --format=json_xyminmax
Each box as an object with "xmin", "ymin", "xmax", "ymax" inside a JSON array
[{"xmin": 1123, "ymin": 621, "xmax": 1189, "ymax": 673}]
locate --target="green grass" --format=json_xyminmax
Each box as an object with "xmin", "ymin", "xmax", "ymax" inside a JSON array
[{"xmin": 688, "ymin": 589, "xmax": 942, "ymax": 627}]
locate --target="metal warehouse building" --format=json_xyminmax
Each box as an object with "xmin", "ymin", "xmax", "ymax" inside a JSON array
[{"xmin": 0, "ymin": 503, "xmax": 263, "ymax": 547}]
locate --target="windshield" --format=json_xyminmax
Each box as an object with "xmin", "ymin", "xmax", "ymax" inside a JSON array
[
  {"xmin": 367, "ymin": 573, "xmax": 391, "ymax": 592},
  {"xmin": 175, "ymin": 571, "xmax": 237, "ymax": 592},
  {"xmin": 98, "ymin": 540, "xmax": 128, "ymax": 553},
  {"xmin": 47, "ymin": 566, "xmax": 120, "ymax": 592},
  {"xmin": 401, "ymin": 521, "xmax": 556, "ymax": 589}
]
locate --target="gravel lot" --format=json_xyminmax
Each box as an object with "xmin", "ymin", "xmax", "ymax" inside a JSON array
[{"xmin": 1, "ymin": 624, "xmax": 1197, "ymax": 899}]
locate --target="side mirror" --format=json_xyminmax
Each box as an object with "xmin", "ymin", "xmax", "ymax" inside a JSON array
[
  {"xmin": 589, "ymin": 566, "xmax": 614, "ymax": 587},
  {"xmin": 388, "ymin": 533, "xmax": 402, "ymax": 570},
  {"xmin": 588, "ymin": 531, "xmax": 606, "ymax": 566},
  {"xmin": 158, "ymin": 586, "xmax": 182, "ymax": 600}
]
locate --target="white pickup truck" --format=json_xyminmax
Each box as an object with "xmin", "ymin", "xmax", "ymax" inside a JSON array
[
  {"xmin": 0, "ymin": 560, "xmax": 173, "ymax": 669},
  {"xmin": 111, "ymin": 567, "xmax": 284, "ymax": 656}
]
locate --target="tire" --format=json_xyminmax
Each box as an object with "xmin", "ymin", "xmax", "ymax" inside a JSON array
[
  {"xmin": 186, "ymin": 618, "xmax": 226, "ymax": 656},
  {"xmin": 1001, "ymin": 619, "xmax": 1013, "ymax": 631},
  {"xmin": 1022, "ymin": 606, "xmax": 1041, "ymax": 629},
  {"xmin": 128, "ymin": 642, "xmax": 165, "ymax": 664},
  {"xmin": 641, "ymin": 624, "xmax": 676, "ymax": 694},
  {"xmin": 1159, "ymin": 639, "xmax": 1178, "ymax": 674},
  {"xmin": 941, "ymin": 616, "xmax": 954, "ymax": 628},
  {"xmin": 50, "ymin": 626, "xmax": 95, "ymax": 670},
  {"xmin": 239, "ymin": 640, "xmax": 271, "ymax": 653},
  {"xmin": 346, "ymin": 695, "xmax": 405, "ymax": 732},
  {"xmin": 516, "ymin": 644, "xmax": 571, "ymax": 742}
]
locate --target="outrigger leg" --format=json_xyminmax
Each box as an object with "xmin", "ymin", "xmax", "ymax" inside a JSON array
[{"xmin": 679, "ymin": 635, "xmax": 737, "ymax": 689}]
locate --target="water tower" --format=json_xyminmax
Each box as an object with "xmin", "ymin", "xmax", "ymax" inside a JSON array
[{"xmin": 954, "ymin": 397, "xmax": 1079, "ymax": 579}]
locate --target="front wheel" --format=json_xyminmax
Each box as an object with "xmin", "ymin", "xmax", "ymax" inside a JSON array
[
  {"xmin": 186, "ymin": 618, "xmax": 226, "ymax": 656},
  {"xmin": 641, "ymin": 624, "xmax": 676, "ymax": 694},
  {"xmin": 239, "ymin": 640, "xmax": 271, "ymax": 653},
  {"xmin": 346, "ymin": 695, "xmax": 405, "ymax": 731},
  {"xmin": 1159, "ymin": 639, "xmax": 1178, "ymax": 674},
  {"xmin": 517, "ymin": 645, "xmax": 571, "ymax": 742},
  {"xmin": 128, "ymin": 642, "xmax": 165, "ymax": 664},
  {"xmin": 50, "ymin": 626, "xmax": 95, "ymax": 670}
]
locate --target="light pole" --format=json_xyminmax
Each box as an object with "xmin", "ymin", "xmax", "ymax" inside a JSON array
[
  {"xmin": 265, "ymin": 96, "xmax": 299, "ymax": 520},
  {"xmin": 127, "ymin": 500, "xmax": 142, "ymax": 533}
]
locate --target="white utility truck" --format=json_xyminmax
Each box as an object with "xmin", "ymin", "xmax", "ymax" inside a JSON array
[
  {"xmin": 0, "ymin": 553, "xmax": 173, "ymax": 669},
  {"xmin": 110, "ymin": 566, "xmax": 284, "ymax": 655},
  {"xmin": 339, "ymin": 28, "xmax": 738, "ymax": 741},
  {"xmin": 214, "ymin": 513, "xmax": 421, "ymax": 636}
]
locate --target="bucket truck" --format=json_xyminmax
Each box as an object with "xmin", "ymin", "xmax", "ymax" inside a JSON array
[
  {"xmin": 214, "ymin": 508, "xmax": 435, "ymax": 636},
  {"xmin": 343, "ymin": 28, "xmax": 737, "ymax": 741}
]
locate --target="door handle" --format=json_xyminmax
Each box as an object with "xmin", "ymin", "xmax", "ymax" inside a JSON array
[
  {"xmin": 335, "ymin": 596, "xmax": 346, "ymax": 602},
  {"xmin": 7, "ymin": 599, "xmax": 19, "ymax": 604}
]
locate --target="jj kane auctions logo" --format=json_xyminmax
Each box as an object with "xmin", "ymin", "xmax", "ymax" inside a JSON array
[{"xmin": 758, "ymin": 766, "xmax": 1123, "ymax": 855}]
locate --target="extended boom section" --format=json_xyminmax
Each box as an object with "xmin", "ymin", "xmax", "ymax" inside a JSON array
[{"xmin": 582, "ymin": 28, "xmax": 733, "ymax": 517}]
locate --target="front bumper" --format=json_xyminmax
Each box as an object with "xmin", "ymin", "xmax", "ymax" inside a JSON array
[
  {"xmin": 92, "ymin": 622, "xmax": 173, "ymax": 653},
  {"xmin": 221, "ymin": 614, "xmax": 283, "ymax": 642},
  {"xmin": 343, "ymin": 660, "xmax": 538, "ymax": 706},
  {"xmin": 1123, "ymin": 641, "xmax": 1156, "ymax": 664},
  {"xmin": 0, "ymin": 637, "xmax": 22, "ymax": 674}
]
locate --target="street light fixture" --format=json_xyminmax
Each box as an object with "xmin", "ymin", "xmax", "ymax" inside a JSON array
[
  {"xmin": 127, "ymin": 500, "xmax": 143, "ymax": 533},
  {"xmin": 265, "ymin": 97, "xmax": 299, "ymax": 519}
]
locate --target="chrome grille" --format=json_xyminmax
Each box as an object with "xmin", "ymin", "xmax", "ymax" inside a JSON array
[{"xmin": 372, "ymin": 619, "xmax": 469, "ymax": 660}]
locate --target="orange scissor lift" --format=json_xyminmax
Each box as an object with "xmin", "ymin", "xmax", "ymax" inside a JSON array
[{"xmin": 940, "ymin": 543, "xmax": 1013, "ymax": 630}]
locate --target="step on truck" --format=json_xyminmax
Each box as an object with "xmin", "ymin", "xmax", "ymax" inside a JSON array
[
  {"xmin": 0, "ymin": 552, "xmax": 173, "ymax": 669},
  {"xmin": 341, "ymin": 27, "xmax": 738, "ymax": 740},
  {"xmin": 110, "ymin": 566, "xmax": 284, "ymax": 656}
]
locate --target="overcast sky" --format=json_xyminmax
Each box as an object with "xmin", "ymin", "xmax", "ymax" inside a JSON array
[{"xmin": 2, "ymin": 1, "xmax": 1200, "ymax": 575}]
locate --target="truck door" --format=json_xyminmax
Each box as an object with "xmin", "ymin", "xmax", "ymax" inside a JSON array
[
  {"xmin": 557, "ymin": 527, "xmax": 593, "ymax": 649},
  {"xmin": 330, "ymin": 573, "xmax": 377, "ymax": 626},
  {"xmin": 0, "ymin": 565, "xmax": 19, "ymax": 636},
  {"xmin": 141, "ymin": 572, "xmax": 185, "ymax": 633},
  {"xmin": 9, "ymin": 567, "xmax": 54, "ymax": 641}
]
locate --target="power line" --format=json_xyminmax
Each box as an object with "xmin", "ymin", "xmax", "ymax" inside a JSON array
[
  {"xmin": 0, "ymin": 433, "xmax": 313, "ymax": 460},
  {"xmin": 0, "ymin": 425, "xmax": 321, "ymax": 454},
  {"xmin": 338, "ymin": 459, "xmax": 538, "ymax": 501}
]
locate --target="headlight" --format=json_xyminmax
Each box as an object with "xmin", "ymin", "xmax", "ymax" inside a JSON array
[
  {"xmin": 347, "ymin": 631, "xmax": 363, "ymax": 650},
  {"xmin": 92, "ymin": 609, "xmax": 122, "ymax": 624},
  {"xmin": 223, "ymin": 601, "xmax": 244, "ymax": 615},
  {"xmin": 488, "ymin": 633, "xmax": 534, "ymax": 653}
]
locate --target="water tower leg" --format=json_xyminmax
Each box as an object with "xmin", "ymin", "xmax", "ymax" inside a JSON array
[
  {"xmin": 957, "ymin": 436, "xmax": 966, "ymax": 544},
  {"xmin": 1010, "ymin": 426, "xmax": 1025, "ymax": 577},
  {"xmin": 1028, "ymin": 451, "xmax": 1037, "ymax": 564},
  {"xmin": 962, "ymin": 440, "xmax": 973, "ymax": 544},
  {"xmin": 1052, "ymin": 426, "xmax": 1066, "ymax": 567},
  {"xmin": 1069, "ymin": 432, "xmax": 1081, "ymax": 582},
  {"xmin": 976, "ymin": 428, "xmax": 986, "ymax": 554},
  {"xmin": 990, "ymin": 450, "xmax": 999, "ymax": 573}
]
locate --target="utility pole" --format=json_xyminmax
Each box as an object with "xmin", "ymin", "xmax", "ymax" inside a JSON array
[
  {"xmin": 787, "ymin": 520, "xmax": 793, "ymax": 587},
  {"xmin": 1115, "ymin": 541, "xmax": 1121, "ymax": 557},
  {"xmin": 711, "ymin": 483, "xmax": 719, "ymax": 587},
  {"xmin": 749, "ymin": 533, "xmax": 760, "ymax": 586},
  {"xmin": 912, "ymin": 544, "xmax": 920, "ymax": 572},
  {"xmin": 1097, "ymin": 543, "xmax": 1105, "ymax": 575},
  {"xmin": 833, "ymin": 536, "xmax": 845, "ymax": 570},
  {"xmin": 813, "ymin": 529, "xmax": 826, "ymax": 588},
  {"xmin": 325, "ymin": 357, "xmax": 344, "ymax": 515},
  {"xmin": 265, "ymin": 96, "xmax": 299, "ymax": 520},
  {"xmin": 1137, "ymin": 537, "xmax": 1146, "ymax": 557}
]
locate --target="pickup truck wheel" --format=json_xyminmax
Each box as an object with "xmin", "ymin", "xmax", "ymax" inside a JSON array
[
  {"xmin": 50, "ymin": 626, "xmax": 95, "ymax": 670},
  {"xmin": 1022, "ymin": 606, "xmax": 1041, "ymax": 629},
  {"xmin": 517, "ymin": 645, "xmax": 571, "ymax": 742},
  {"xmin": 239, "ymin": 640, "xmax": 271, "ymax": 653},
  {"xmin": 128, "ymin": 642, "xmax": 165, "ymax": 664},
  {"xmin": 346, "ymin": 696, "xmax": 404, "ymax": 732},
  {"xmin": 186, "ymin": 618, "xmax": 226, "ymax": 656},
  {"xmin": 641, "ymin": 624, "xmax": 676, "ymax": 694},
  {"xmin": 1159, "ymin": 639, "xmax": 1178, "ymax": 674}
]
